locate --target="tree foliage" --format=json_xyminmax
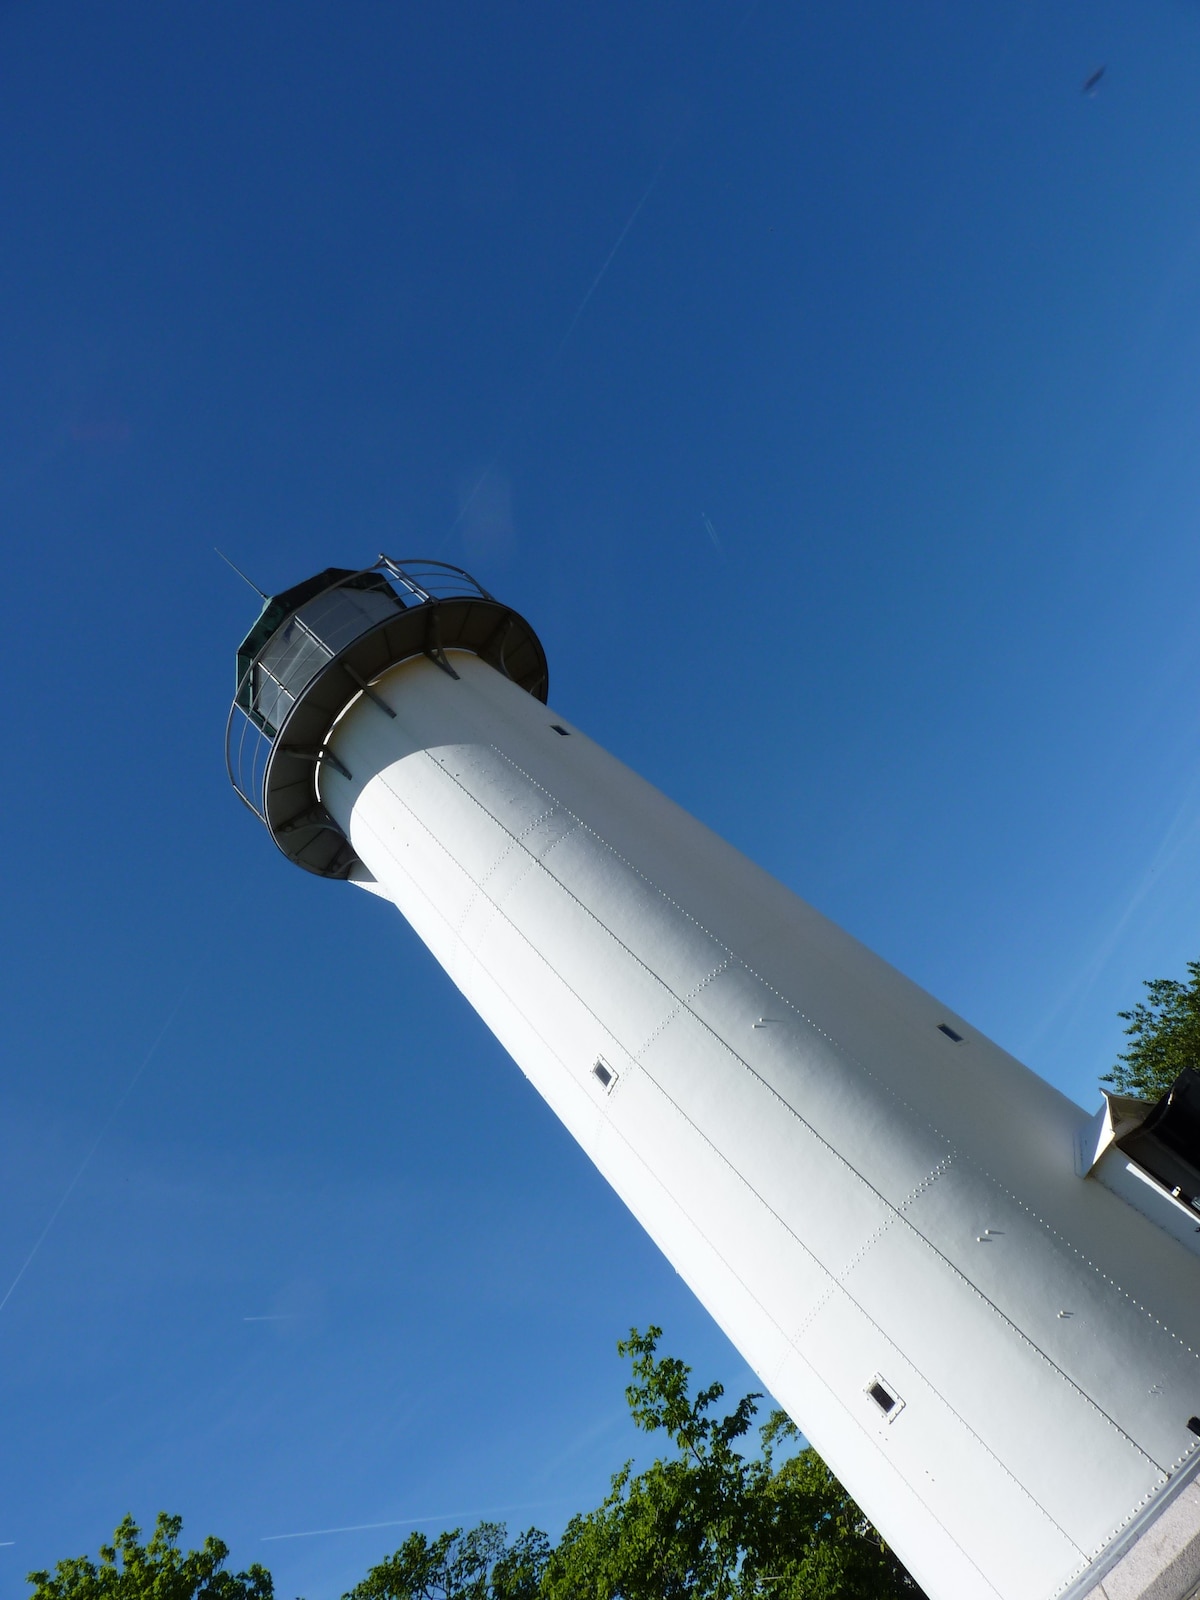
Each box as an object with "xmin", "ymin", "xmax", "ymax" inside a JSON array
[
  {"xmin": 26, "ymin": 1515, "xmax": 273, "ymax": 1600},
  {"xmin": 1104, "ymin": 960, "xmax": 1200, "ymax": 1101},
  {"xmin": 341, "ymin": 1523, "xmax": 549, "ymax": 1600}
]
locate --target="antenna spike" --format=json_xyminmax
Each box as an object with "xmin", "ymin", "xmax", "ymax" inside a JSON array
[{"xmin": 215, "ymin": 548, "xmax": 267, "ymax": 599}]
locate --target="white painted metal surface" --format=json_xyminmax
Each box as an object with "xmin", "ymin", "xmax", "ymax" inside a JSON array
[{"xmin": 317, "ymin": 649, "xmax": 1200, "ymax": 1600}]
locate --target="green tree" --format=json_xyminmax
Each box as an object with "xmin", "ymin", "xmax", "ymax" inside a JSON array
[
  {"xmin": 26, "ymin": 1514, "xmax": 273, "ymax": 1600},
  {"xmin": 539, "ymin": 1326, "xmax": 923, "ymax": 1600},
  {"xmin": 1103, "ymin": 960, "xmax": 1200, "ymax": 1101},
  {"xmin": 342, "ymin": 1524, "xmax": 549, "ymax": 1600}
]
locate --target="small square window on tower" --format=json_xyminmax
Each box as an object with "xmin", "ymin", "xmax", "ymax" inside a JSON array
[
  {"xmin": 593, "ymin": 1058, "xmax": 617, "ymax": 1091},
  {"xmin": 866, "ymin": 1375, "xmax": 905, "ymax": 1422}
]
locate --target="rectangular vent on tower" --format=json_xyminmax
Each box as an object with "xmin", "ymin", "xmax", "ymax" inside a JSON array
[
  {"xmin": 593, "ymin": 1059, "xmax": 616, "ymax": 1090},
  {"xmin": 1188, "ymin": 1417, "xmax": 1200, "ymax": 1438},
  {"xmin": 551, "ymin": 724, "xmax": 570, "ymax": 735},
  {"xmin": 866, "ymin": 1377, "xmax": 904, "ymax": 1421},
  {"xmin": 938, "ymin": 1024, "xmax": 964, "ymax": 1042}
]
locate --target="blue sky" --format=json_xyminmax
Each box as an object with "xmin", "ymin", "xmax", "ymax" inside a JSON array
[{"xmin": 3, "ymin": 1, "xmax": 1200, "ymax": 1594}]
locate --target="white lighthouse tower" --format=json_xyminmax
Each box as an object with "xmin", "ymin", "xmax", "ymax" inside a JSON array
[{"xmin": 228, "ymin": 557, "xmax": 1200, "ymax": 1600}]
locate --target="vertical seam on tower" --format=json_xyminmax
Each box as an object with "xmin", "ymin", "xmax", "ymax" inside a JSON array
[
  {"xmin": 633, "ymin": 959, "xmax": 732, "ymax": 1059},
  {"xmin": 447, "ymin": 798, "xmax": 564, "ymax": 944},
  {"xmin": 792, "ymin": 1157, "xmax": 957, "ymax": 1344}
]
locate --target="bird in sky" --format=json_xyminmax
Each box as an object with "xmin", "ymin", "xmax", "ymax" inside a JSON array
[{"xmin": 1083, "ymin": 65, "xmax": 1106, "ymax": 95}]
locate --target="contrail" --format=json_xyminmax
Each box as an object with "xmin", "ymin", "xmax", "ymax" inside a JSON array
[
  {"xmin": 546, "ymin": 158, "xmax": 668, "ymax": 371},
  {"xmin": 443, "ymin": 158, "xmax": 669, "ymax": 548},
  {"xmin": 1024, "ymin": 769, "xmax": 1200, "ymax": 1055},
  {"xmin": 0, "ymin": 976, "xmax": 195, "ymax": 1319},
  {"xmin": 262, "ymin": 1499, "xmax": 567, "ymax": 1541}
]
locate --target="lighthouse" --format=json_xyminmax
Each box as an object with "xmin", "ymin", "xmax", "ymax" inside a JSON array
[{"xmin": 227, "ymin": 557, "xmax": 1200, "ymax": 1600}]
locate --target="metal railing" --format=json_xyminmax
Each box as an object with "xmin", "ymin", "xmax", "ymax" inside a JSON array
[
  {"xmin": 226, "ymin": 556, "xmax": 494, "ymax": 822},
  {"xmin": 376, "ymin": 556, "xmax": 494, "ymax": 607}
]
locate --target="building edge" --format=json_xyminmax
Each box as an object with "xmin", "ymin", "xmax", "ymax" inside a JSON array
[{"xmin": 1068, "ymin": 1461, "xmax": 1200, "ymax": 1600}]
